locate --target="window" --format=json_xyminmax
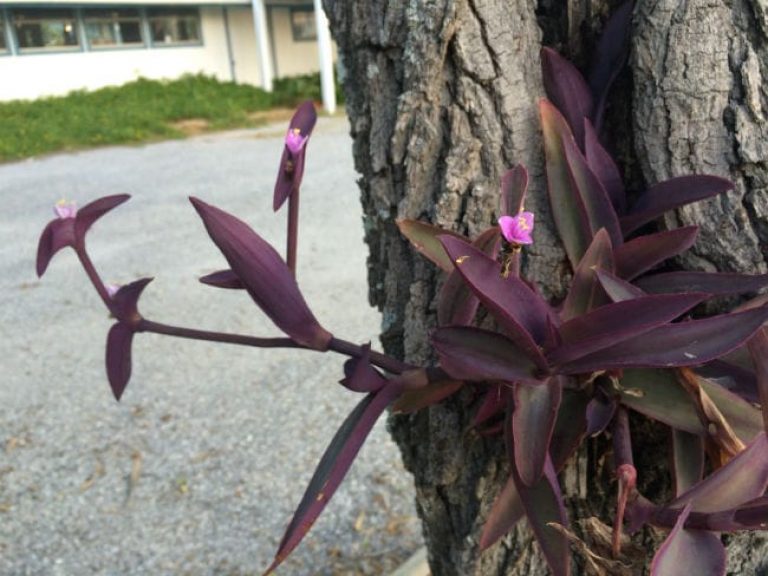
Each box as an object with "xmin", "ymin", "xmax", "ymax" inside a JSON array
[
  {"xmin": 290, "ymin": 8, "xmax": 316, "ymax": 42},
  {"xmin": 13, "ymin": 9, "xmax": 79, "ymax": 52},
  {"xmin": 0, "ymin": 12, "xmax": 8, "ymax": 53},
  {"xmin": 83, "ymin": 9, "xmax": 144, "ymax": 49},
  {"xmin": 148, "ymin": 8, "xmax": 201, "ymax": 46}
]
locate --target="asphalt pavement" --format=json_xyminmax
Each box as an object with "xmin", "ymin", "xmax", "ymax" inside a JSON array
[{"xmin": 0, "ymin": 116, "xmax": 423, "ymax": 575}]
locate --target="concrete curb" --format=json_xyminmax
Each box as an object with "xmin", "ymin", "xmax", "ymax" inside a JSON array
[{"xmin": 389, "ymin": 548, "xmax": 430, "ymax": 576}]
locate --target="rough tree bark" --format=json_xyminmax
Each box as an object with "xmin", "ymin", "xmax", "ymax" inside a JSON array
[{"xmin": 323, "ymin": 1, "xmax": 768, "ymax": 574}]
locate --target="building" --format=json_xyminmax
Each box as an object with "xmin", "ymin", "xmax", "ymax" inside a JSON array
[{"xmin": 0, "ymin": 0, "xmax": 336, "ymax": 110}]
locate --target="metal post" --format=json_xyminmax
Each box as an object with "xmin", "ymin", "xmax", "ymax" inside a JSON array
[
  {"xmin": 312, "ymin": 0, "xmax": 335, "ymax": 114},
  {"xmin": 250, "ymin": 0, "xmax": 272, "ymax": 91}
]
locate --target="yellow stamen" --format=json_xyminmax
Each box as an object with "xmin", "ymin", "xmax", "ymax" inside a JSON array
[
  {"xmin": 455, "ymin": 256, "xmax": 470, "ymax": 264},
  {"xmin": 517, "ymin": 215, "xmax": 529, "ymax": 231}
]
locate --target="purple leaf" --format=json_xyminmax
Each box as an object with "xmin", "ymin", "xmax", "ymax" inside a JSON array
[
  {"xmin": 614, "ymin": 227, "xmax": 699, "ymax": 280},
  {"xmin": 437, "ymin": 227, "xmax": 501, "ymax": 326},
  {"xmin": 650, "ymin": 503, "xmax": 726, "ymax": 576},
  {"xmin": 398, "ymin": 219, "xmax": 465, "ymax": 272},
  {"xmin": 500, "ymin": 165, "xmax": 529, "ymax": 216},
  {"xmin": 620, "ymin": 176, "xmax": 734, "ymax": 235},
  {"xmin": 273, "ymin": 101, "xmax": 317, "ymax": 211},
  {"xmin": 74, "ymin": 194, "xmax": 131, "ymax": 243},
  {"xmin": 637, "ymin": 271, "xmax": 768, "ymax": 296},
  {"xmin": 509, "ymin": 451, "xmax": 571, "ymax": 576},
  {"xmin": 106, "ymin": 322, "xmax": 134, "ymax": 401},
  {"xmin": 672, "ymin": 429, "xmax": 704, "ymax": 497},
  {"xmin": 264, "ymin": 381, "xmax": 403, "ymax": 575},
  {"xmin": 513, "ymin": 377, "xmax": 563, "ymax": 486},
  {"xmin": 112, "ymin": 277, "xmax": 153, "ymax": 325},
  {"xmin": 669, "ymin": 432, "xmax": 768, "ymax": 513},
  {"xmin": 747, "ymin": 328, "xmax": 768, "ymax": 435},
  {"xmin": 36, "ymin": 218, "xmax": 76, "ymax": 277},
  {"xmin": 541, "ymin": 47, "xmax": 593, "ymax": 147},
  {"xmin": 474, "ymin": 384, "xmax": 510, "ymax": 427},
  {"xmin": 199, "ymin": 269, "xmax": 245, "ymax": 290},
  {"xmin": 392, "ymin": 378, "xmax": 464, "ymax": 414},
  {"xmin": 439, "ymin": 235, "xmax": 551, "ymax": 366},
  {"xmin": 618, "ymin": 369, "xmax": 762, "ymax": 443},
  {"xmin": 588, "ymin": 1, "xmax": 633, "ymax": 129},
  {"xmin": 432, "ymin": 327, "xmax": 544, "ymax": 385},
  {"xmin": 340, "ymin": 344, "xmax": 387, "ymax": 393},
  {"xmin": 190, "ymin": 197, "xmax": 332, "ymax": 350},
  {"xmin": 560, "ymin": 307, "xmax": 768, "ymax": 374},
  {"xmin": 560, "ymin": 229, "xmax": 614, "ymax": 321},
  {"xmin": 548, "ymin": 293, "xmax": 705, "ymax": 367},
  {"xmin": 584, "ymin": 120, "xmax": 626, "ymax": 214},
  {"xmin": 479, "ymin": 474, "xmax": 525, "ymax": 550},
  {"xmin": 594, "ymin": 268, "xmax": 646, "ymax": 302},
  {"xmin": 562, "ymin": 132, "xmax": 623, "ymax": 247},
  {"xmin": 695, "ymin": 360, "xmax": 758, "ymax": 404},
  {"xmin": 585, "ymin": 394, "xmax": 617, "ymax": 437},
  {"xmin": 541, "ymin": 99, "xmax": 592, "ymax": 268},
  {"xmin": 550, "ymin": 390, "xmax": 589, "ymax": 472}
]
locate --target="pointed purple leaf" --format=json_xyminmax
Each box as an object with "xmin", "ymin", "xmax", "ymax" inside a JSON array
[
  {"xmin": 432, "ymin": 327, "xmax": 544, "ymax": 385},
  {"xmin": 638, "ymin": 271, "xmax": 768, "ymax": 296},
  {"xmin": 548, "ymin": 293, "xmax": 705, "ymax": 367},
  {"xmin": 561, "ymin": 307, "xmax": 768, "ymax": 374},
  {"xmin": 36, "ymin": 218, "xmax": 76, "ymax": 277},
  {"xmin": 619, "ymin": 369, "xmax": 762, "ymax": 443},
  {"xmin": 541, "ymin": 99, "xmax": 592, "ymax": 268},
  {"xmin": 562, "ymin": 133, "xmax": 623, "ymax": 247},
  {"xmin": 479, "ymin": 474, "xmax": 525, "ymax": 550},
  {"xmin": 672, "ymin": 429, "xmax": 704, "ymax": 497},
  {"xmin": 584, "ymin": 120, "xmax": 626, "ymax": 214},
  {"xmin": 474, "ymin": 384, "xmax": 510, "ymax": 427},
  {"xmin": 106, "ymin": 322, "xmax": 134, "ymax": 401},
  {"xmin": 550, "ymin": 390, "xmax": 589, "ymax": 472},
  {"xmin": 588, "ymin": 1, "xmax": 633, "ymax": 128},
  {"xmin": 513, "ymin": 377, "xmax": 563, "ymax": 486},
  {"xmin": 340, "ymin": 344, "xmax": 387, "ymax": 393},
  {"xmin": 560, "ymin": 229, "xmax": 614, "ymax": 321},
  {"xmin": 594, "ymin": 268, "xmax": 646, "ymax": 302},
  {"xmin": 74, "ymin": 194, "xmax": 131, "ymax": 244},
  {"xmin": 614, "ymin": 226, "xmax": 699, "ymax": 280},
  {"xmin": 439, "ymin": 235, "xmax": 551, "ymax": 366},
  {"xmin": 199, "ymin": 269, "xmax": 245, "ymax": 290},
  {"xmin": 650, "ymin": 503, "xmax": 725, "ymax": 576},
  {"xmin": 190, "ymin": 197, "xmax": 332, "ymax": 350},
  {"xmin": 500, "ymin": 165, "xmax": 529, "ymax": 216},
  {"xmin": 585, "ymin": 394, "xmax": 618, "ymax": 437},
  {"xmin": 398, "ymin": 219, "xmax": 465, "ymax": 272},
  {"xmin": 437, "ymin": 227, "xmax": 501, "ymax": 326},
  {"xmin": 747, "ymin": 328, "xmax": 768, "ymax": 435},
  {"xmin": 695, "ymin": 360, "xmax": 758, "ymax": 404},
  {"xmin": 541, "ymin": 47, "xmax": 593, "ymax": 146},
  {"xmin": 620, "ymin": 176, "xmax": 734, "ymax": 235},
  {"xmin": 392, "ymin": 378, "xmax": 464, "ymax": 414},
  {"xmin": 265, "ymin": 381, "xmax": 402, "ymax": 575},
  {"xmin": 273, "ymin": 101, "xmax": 317, "ymax": 212},
  {"xmin": 669, "ymin": 432, "xmax": 768, "ymax": 513},
  {"xmin": 112, "ymin": 277, "xmax": 153, "ymax": 325}
]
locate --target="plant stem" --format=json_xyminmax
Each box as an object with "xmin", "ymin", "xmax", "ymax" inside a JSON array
[
  {"xmin": 76, "ymin": 246, "xmax": 115, "ymax": 312},
  {"xmin": 286, "ymin": 186, "xmax": 300, "ymax": 275},
  {"xmin": 140, "ymin": 319, "xmax": 299, "ymax": 348},
  {"xmin": 328, "ymin": 337, "xmax": 412, "ymax": 375}
]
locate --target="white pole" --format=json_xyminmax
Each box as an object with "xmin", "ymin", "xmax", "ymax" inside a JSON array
[
  {"xmin": 251, "ymin": 0, "xmax": 273, "ymax": 92},
  {"xmin": 312, "ymin": 0, "xmax": 336, "ymax": 114}
]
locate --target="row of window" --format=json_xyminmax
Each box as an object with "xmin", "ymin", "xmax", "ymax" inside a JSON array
[{"xmin": 0, "ymin": 8, "xmax": 201, "ymax": 54}]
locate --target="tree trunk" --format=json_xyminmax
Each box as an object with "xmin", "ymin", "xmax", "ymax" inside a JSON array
[{"xmin": 323, "ymin": 1, "xmax": 768, "ymax": 574}]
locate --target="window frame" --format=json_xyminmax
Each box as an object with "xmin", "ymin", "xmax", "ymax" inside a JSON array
[
  {"xmin": 289, "ymin": 7, "xmax": 316, "ymax": 43},
  {"xmin": 147, "ymin": 7, "xmax": 203, "ymax": 48},
  {"xmin": 11, "ymin": 8, "xmax": 82, "ymax": 54},
  {"xmin": 82, "ymin": 8, "xmax": 146, "ymax": 51}
]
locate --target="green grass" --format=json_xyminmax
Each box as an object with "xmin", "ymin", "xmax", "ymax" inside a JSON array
[{"xmin": 0, "ymin": 73, "xmax": 342, "ymax": 162}]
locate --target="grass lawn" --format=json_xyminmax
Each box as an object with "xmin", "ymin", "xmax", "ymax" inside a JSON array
[{"xmin": 0, "ymin": 73, "xmax": 341, "ymax": 162}]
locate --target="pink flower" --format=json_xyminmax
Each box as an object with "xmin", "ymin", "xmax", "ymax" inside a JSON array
[
  {"xmin": 106, "ymin": 283, "xmax": 120, "ymax": 298},
  {"xmin": 54, "ymin": 199, "xmax": 77, "ymax": 219},
  {"xmin": 285, "ymin": 128, "xmax": 308, "ymax": 155},
  {"xmin": 498, "ymin": 212, "xmax": 534, "ymax": 245}
]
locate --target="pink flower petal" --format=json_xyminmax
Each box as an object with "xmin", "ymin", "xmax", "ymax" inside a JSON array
[
  {"xmin": 285, "ymin": 129, "xmax": 308, "ymax": 155},
  {"xmin": 54, "ymin": 200, "xmax": 77, "ymax": 219},
  {"xmin": 499, "ymin": 212, "xmax": 535, "ymax": 245}
]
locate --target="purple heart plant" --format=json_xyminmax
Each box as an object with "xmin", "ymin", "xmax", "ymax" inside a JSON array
[{"xmin": 35, "ymin": 5, "xmax": 768, "ymax": 575}]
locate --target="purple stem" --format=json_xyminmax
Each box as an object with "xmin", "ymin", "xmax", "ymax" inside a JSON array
[
  {"xmin": 612, "ymin": 407, "xmax": 634, "ymax": 467},
  {"xmin": 76, "ymin": 247, "xmax": 116, "ymax": 312},
  {"xmin": 329, "ymin": 337, "xmax": 412, "ymax": 375},
  {"xmin": 286, "ymin": 186, "xmax": 300, "ymax": 275},
  {"xmin": 139, "ymin": 319, "xmax": 299, "ymax": 349}
]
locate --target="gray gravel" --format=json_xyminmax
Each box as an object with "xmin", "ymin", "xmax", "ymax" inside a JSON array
[{"xmin": 0, "ymin": 117, "xmax": 423, "ymax": 575}]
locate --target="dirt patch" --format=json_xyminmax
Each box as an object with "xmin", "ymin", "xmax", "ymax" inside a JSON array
[{"xmin": 169, "ymin": 118, "xmax": 210, "ymax": 136}]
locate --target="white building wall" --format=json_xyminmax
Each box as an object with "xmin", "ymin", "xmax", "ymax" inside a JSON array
[
  {"xmin": 0, "ymin": 7, "xmax": 247, "ymax": 101},
  {"xmin": 226, "ymin": 6, "xmax": 261, "ymax": 86}
]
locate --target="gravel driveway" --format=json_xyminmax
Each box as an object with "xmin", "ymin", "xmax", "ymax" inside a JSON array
[{"xmin": 0, "ymin": 117, "xmax": 423, "ymax": 575}]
